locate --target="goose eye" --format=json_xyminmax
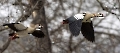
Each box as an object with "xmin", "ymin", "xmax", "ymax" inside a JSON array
[
  {"xmin": 98, "ymin": 13, "xmax": 104, "ymax": 17},
  {"xmin": 83, "ymin": 12, "xmax": 86, "ymax": 14},
  {"xmin": 98, "ymin": 13, "xmax": 103, "ymax": 15},
  {"xmin": 83, "ymin": 12, "xmax": 86, "ymax": 16}
]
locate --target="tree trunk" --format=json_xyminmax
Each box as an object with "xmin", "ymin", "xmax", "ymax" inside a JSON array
[{"xmin": 29, "ymin": 0, "xmax": 52, "ymax": 53}]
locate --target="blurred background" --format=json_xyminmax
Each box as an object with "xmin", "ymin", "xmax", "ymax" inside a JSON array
[{"xmin": 0, "ymin": 0, "xmax": 120, "ymax": 53}]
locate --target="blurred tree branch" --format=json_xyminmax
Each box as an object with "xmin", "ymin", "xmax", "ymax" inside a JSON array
[
  {"xmin": 0, "ymin": 38, "xmax": 11, "ymax": 53},
  {"xmin": 73, "ymin": 39, "xmax": 84, "ymax": 50},
  {"xmin": 67, "ymin": 35, "xmax": 73, "ymax": 53},
  {"xmin": 29, "ymin": 0, "xmax": 52, "ymax": 53},
  {"xmin": 96, "ymin": 0, "xmax": 120, "ymax": 21}
]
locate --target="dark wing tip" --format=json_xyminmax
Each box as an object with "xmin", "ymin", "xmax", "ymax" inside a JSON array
[
  {"xmin": 81, "ymin": 22, "xmax": 95, "ymax": 42},
  {"xmin": 91, "ymin": 40, "xmax": 95, "ymax": 42},
  {"xmin": 85, "ymin": 37, "xmax": 95, "ymax": 42},
  {"xmin": 3, "ymin": 24, "xmax": 9, "ymax": 26},
  {"xmin": 32, "ymin": 30, "xmax": 45, "ymax": 38},
  {"xmin": 3, "ymin": 23, "xmax": 19, "ymax": 26},
  {"xmin": 3, "ymin": 24, "xmax": 6, "ymax": 26}
]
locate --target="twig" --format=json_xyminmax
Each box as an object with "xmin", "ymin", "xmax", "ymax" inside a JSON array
[
  {"xmin": 67, "ymin": 35, "xmax": 73, "ymax": 53},
  {"xmin": 96, "ymin": 0, "xmax": 120, "ymax": 21},
  {"xmin": 72, "ymin": 39, "xmax": 84, "ymax": 50}
]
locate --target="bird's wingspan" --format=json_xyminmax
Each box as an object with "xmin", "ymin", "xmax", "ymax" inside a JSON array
[
  {"xmin": 81, "ymin": 21, "xmax": 95, "ymax": 42},
  {"xmin": 14, "ymin": 23, "xmax": 28, "ymax": 31},
  {"xmin": 69, "ymin": 19, "xmax": 82, "ymax": 36}
]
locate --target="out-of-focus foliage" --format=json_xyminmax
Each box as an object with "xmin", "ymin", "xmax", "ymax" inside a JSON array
[{"xmin": 0, "ymin": 0, "xmax": 120, "ymax": 53}]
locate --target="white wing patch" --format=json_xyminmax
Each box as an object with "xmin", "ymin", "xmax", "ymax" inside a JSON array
[{"xmin": 74, "ymin": 14, "xmax": 84, "ymax": 20}]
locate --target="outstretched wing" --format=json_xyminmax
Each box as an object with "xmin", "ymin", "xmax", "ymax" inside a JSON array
[
  {"xmin": 3, "ymin": 23, "xmax": 27, "ymax": 32},
  {"xmin": 81, "ymin": 21, "xmax": 95, "ymax": 42},
  {"xmin": 32, "ymin": 30, "xmax": 45, "ymax": 38},
  {"xmin": 69, "ymin": 19, "xmax": 82, "ymax": 36}
]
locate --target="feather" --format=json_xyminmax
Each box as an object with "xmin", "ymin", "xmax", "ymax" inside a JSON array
[
  {"xmin": 69, "ymin": 19, "xmax": 82, "ymax": 36},
  {"xmin": 81, "ymin": 21, "xmax": 95, "ymax": 42},
  {"xmin": 32, "ymin": 30, "xmax": 45, "ymax": 38},
  {"xmin": 14, "ymin": 23, "xmax": 27, "ymax": 31},
  {"xmin": 3, "ymin": 23, "xmax": 27, "ymax": 32},
  {"xmin": 3, "ymin": 23, "xmax": 18, "ymax": 31},
  {"xmin": 67, "ymin": 16, "xmax": 77, "ymax": 24}
]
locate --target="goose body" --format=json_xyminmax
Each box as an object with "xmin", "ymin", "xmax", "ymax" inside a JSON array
[
  {"xmin": 62, "ymin": 12, "xmax": 103, "ymax": 42},
  {"xmin": 3, "ymin": 23, "xmax": 45, "ymax": 40}
]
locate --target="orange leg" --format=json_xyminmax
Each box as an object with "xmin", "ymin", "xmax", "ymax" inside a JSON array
[{"xmin": 9, "ymin": 33, "xmax": 19, "ymax": 40}]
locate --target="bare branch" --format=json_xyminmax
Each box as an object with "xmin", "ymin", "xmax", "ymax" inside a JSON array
[
  {"xmin": 72, "ymin": 39, "xmax": 84, "ymax": 50},
  {"xmin": 96, "ymin": 0, "xmax": 120, "ymax": 21},
  {"xmin": 67, "ymin": 35, "xmax": 73, "ymax": 53},
  {"xmin": 0, "ymin": 38, "xmax": 11, "ymax": 53}
]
